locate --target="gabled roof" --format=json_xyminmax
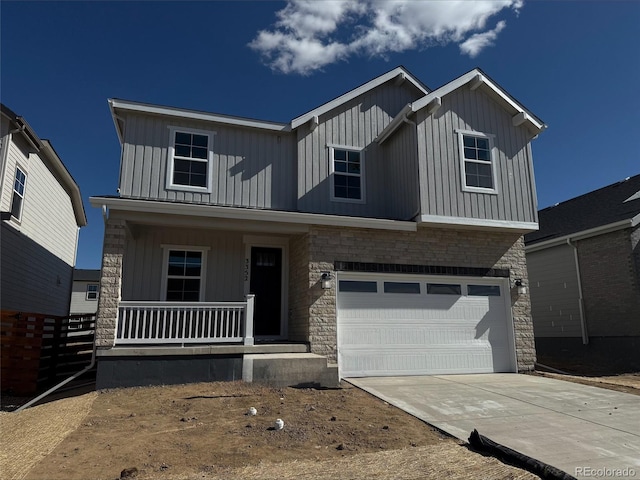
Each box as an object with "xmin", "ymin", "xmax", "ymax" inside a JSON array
[
  {"xmin": 109, "ymin": 99, "xmax": 291, "ymax": 143},
  {"xmin": 377, "ymin": 68, "xmax": 546, "ymax": 144},
  {"xmin": 1, "ymin": 104, "xmax": 87, "ymax": 227},
  {"xmin": 291, "ymin": 66, "xmax": 430, "ymax": 129},
  {"xmin": 73, "ymin": 269, "xmax": 101, "ymax": 282},
  {"xmin": 525, "ymin": 174, "xmax": 640, "ymax": 246}
]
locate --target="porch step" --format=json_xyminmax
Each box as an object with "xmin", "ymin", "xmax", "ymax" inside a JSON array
[{"xmin": 244, "ymin": 353, "xmax": 339, "ymax": 388}]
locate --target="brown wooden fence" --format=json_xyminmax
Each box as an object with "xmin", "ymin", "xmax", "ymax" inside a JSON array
[{"xmin": 1, "ymin": 310, "xmax": 96, "ymax": 395}]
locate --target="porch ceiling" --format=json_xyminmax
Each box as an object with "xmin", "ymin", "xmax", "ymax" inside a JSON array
[
  {"xmin": 90, "ymin": 197, "xmax": 418, "ymax": 232},
  {"xmin": 113, "ymin": 210, "xmax": 310, "ymax": 235}
]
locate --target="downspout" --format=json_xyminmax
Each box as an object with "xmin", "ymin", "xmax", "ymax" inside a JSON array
[
  {"xmin": 16, "ymin": 336, "xmax": 96, "ymax": 412},
  {"xmin": 567, "ymin": 238, "xmax": 588, "ymax": 344},
  {"xmin": 16, "ymin": 213, "xmax": 103, "ymax": 412}
]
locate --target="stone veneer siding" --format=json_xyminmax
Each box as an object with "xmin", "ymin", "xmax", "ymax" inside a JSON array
[
  {"xmin": 95, "ymin": 218, "xmax": 126, "ymax": 349},
  {"xmin": 301, "ymin": 225, "xmax": 536, "ymax": 372}
]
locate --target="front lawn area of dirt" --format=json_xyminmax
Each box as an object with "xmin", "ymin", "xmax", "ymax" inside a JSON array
[{"xmin": 2, "ymin": 381, "xmax": 541, "ymax": 480}]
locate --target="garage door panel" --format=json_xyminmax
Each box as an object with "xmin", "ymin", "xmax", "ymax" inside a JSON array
[
  {"xmin": 339, "ymin": 325, "xmax": 503, "ymax": 346},
  {"xmin": 341, "ymin": 348, "xmax": 498, "ymax": 377},
  {"xmin": 337, "ymin": 274, "xmax": 515, "ymax": 377}
]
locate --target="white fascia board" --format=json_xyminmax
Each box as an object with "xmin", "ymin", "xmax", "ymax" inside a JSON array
[
  {"xmin": 411, "ymin": 70, "xmax": 546, "ymax": 134},
  {"xmin": 108, "ymin": 99, "xmax": 124, "ymax": 144},
  {"xmin": 419, "ymin": 214, "xmax": 538, "ymax": 233},
  {"xmin": 525, "ymin": 218, "xmax": 636, "ymax": 253},
  {"xmin": 109, "ymin": 99, "xmax": 291, "ymax": 133},
  {"xmin": 291, "ymin": 67, "xmax": 429, "ymax": 129},
  {"xmin": 90, "ymin": 197, "xmax": 418, "ymax": 232},
  {"xmin": 375, "ymin": 103, "xmax": 413, "ymax": 145}
]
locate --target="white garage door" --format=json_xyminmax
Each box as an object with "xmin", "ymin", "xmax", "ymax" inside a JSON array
[{"xmin": 337, "ymin": 274, "xmax": 515, "ymax": 378}]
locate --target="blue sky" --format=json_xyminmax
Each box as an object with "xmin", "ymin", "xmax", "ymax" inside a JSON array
[{"xmin": 2, "ymin": 1, "xmax": 639, "ymax": 269}]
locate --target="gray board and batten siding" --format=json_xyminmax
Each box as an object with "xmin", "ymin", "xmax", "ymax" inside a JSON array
[
  {"xmin": 120, "ymin": 220, "xmax": 246, "ymax": 303},
  {"xmin": 527, "ymin": 244, "xmax": 583, "ymax": 338},
  {"xmin": 295, "ymin": 81, "xmax": 424, "ymax": 219},
  {"xmin": 115, "ymin": 78, "xmax": 538, "ymax": 226},
  {"xmin": 412, "ymin": 84, "xmax": 538, "ymax": 225},
  {"xmin": 118, "ymin": 112, "xmax": 297, "ymax": 210},
  {"xmin": 380, "ymin": 121, "xmax": 420, "ymax": 220}
]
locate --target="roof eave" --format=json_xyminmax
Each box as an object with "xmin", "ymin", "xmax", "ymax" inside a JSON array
[
  {"xmin": 411, "ymin": 69, "xmax": 546, "ymax": 135},
  {"xmin": 525, "ymin": 217, "xmax": 637, "ymax": 252},
  {"xmin": 109, "ymin": 99, "xmax": 291, "ymax": 133},
  {"xmin": 41, "ymin": 140, "xmax": 87, "ymax": 227},
  {"xmin": 89, "ymin": 196, "xmax": 418, "ymax": 232},
  {"xmin": 291, "ymin": 66, "xmax": 430, "ymax": 130}
]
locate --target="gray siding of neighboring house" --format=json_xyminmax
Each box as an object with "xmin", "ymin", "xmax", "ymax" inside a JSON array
[
  {"xmin": 527, "ymin": 244, "xmax": 583, "ymax": 337},
  {"xmin": 70, "ymin": 280, "xmax": 100, "ymax": 314},
  {"xmin": 121, "ymin": 224, "xmax": 246, "ymax": 302},
  {"xmin": 0, "ymin": 133, "xmax": 79, "ymax": 316},
  {"xmin": 0, "ymin": 135, "xmax": 79, "ymax": 265},
  {"xmin": 118, "ymin": 112, "xmax": 296, "ymax": 210},
  {"xmin": 1, "ymin": 222, "xmax": 73, "ymax": 316},
  {"xmin": 380, "ymin": 121, "xmax": 420, "ymax": 220},
  {"xmin": 415, "ymin": 85, "xmax": 538, "ymax": 224},
  {"xmin": 296, "ymin": 82, "xmax": 423, "ymax": 219}
]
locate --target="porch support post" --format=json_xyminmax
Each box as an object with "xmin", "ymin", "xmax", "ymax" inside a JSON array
[
  {"xmin": 244, "ymin": 294, "xmax": 255, "ymax": 346},
  {"xmin": 95, "ymin": 218, "xmax": 126, "ymax": 349}
]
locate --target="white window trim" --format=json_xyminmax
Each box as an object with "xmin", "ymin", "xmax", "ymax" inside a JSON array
[
  {"xmin": 455, "ymin": 129, "xmax": 498, "ymax": 195},
  {"xmin": 11, "ymin": 166, "xmax": 27, "ymax": 222},
  {"xmin": 86, "ymin": 284, "xmax": 99, "ymax": 301},
  {"xmin": 328, "ymin": 144, "xmax": 366, "ymax": 204},
  {"xmin": 160, "ymin": 245, "xmax": 210, "ymax": 301},
  {"xmin": 165, "ymin": 126, "xmax": 216, "ymax": 194}
]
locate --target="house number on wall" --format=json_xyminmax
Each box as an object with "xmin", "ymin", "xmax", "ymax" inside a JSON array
[{"xmin": 244, "ymin": 258, "xmax": 249, "ymax": 281}]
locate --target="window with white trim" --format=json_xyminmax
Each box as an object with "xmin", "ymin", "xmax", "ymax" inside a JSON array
[
  {"xmin": 329, "ymin": 146, "xmax": 364, "ymax": 202},
  {"xmin": 86, "ymin": 284, "xmax": 99, "ymax": 301},
  {"xmin": 11, "ymin": 167, "xmax": 27, "ymax": 220},
  {"xmin": 164, "ymin": 249, "xmax": 205, "ymax": 301},
  {"xmin": 457, "ymin": 131, "xmax": 496, "ymax": 192},
  {"xmin": 166, "ymin": 128, "xmax": 213, "ymax": 192}
]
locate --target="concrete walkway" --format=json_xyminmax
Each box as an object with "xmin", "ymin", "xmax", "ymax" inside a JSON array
[{"xmin": 347, "ymin": 374, "xmax": 640, "ymax": 479}]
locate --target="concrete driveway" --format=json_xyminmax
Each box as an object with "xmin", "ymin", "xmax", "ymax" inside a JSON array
[{"xmin": 347, "ymin": 374, "xmax": 640, "ymax": 479}]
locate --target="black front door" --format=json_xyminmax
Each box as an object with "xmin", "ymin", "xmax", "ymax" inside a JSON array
[{"xmin": 249, "ymin": 246, "xmax": 282, "ymax": 337}]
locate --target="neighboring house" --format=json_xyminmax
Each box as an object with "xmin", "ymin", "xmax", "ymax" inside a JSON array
[
  {"xmin": 0, "ymin": 104, "xmax": 87, "ymax": 317},
  {"xmin": 90, "ymin": 66, "xmax": 546, "ymax": 388},
  {"xmin": 70, "ymin": 269, "xmax": 101, "ymax": 315},
  {"xmin": 525, "ymin": 175, "xmax": 640, "ymax": 371}
]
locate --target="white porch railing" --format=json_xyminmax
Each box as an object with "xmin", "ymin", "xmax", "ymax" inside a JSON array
[{"xmin": 115, "ymin": 295, "xmax": 254, "ymax": 346}]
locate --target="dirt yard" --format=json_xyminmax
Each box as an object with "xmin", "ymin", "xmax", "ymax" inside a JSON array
[
  {"xmin": 535, "ymin": 371, "xmax": 640, "ymax": 396},
  {"xmin": 2, "ymin": 381, "xmax": 541, "ymax": 480}
]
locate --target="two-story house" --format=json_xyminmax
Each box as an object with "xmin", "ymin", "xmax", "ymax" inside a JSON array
[
  {"xmin": 90, "ymin": 67, "xmax": 546, "ymax": 388},
  {"xmin": 69, "ymin": 269, "xmax": 101, "ymax": 315},
  {"xmin": 1, "ymin": 104, "xmax": 87, "ymax": 317}
]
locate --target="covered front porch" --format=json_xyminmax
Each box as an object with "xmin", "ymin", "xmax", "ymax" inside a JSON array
[{"xmin": 93, "ymin": 207, "xmax": 340, "ymax": 388}]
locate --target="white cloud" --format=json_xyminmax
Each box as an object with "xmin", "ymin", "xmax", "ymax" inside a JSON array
[
  {"xmin": 459, "ymin": 20, "xmax": 506, "ymax": 58},
  {"xmin": 249, "ymin": 0, "xmax": 521, "ymax": 75}
]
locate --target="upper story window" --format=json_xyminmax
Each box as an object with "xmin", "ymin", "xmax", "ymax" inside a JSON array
[
  {"xmin": 11, "ymin": 167, "xmax": 27, "ymax": 221},
  {"xmin": 161, "ymin": 246, "xmax": 209, "ymax": 302},
  {"xmin": 86, "ymin": 284, "xmax": 99, "ymax": 301},
  {"xmin": 166, "ymin": 127, "xmax": 214, "ymax": 193},
  {"xmin": 456, "ymin": 130, "xmax": 497, "ymax": 194},
  {"xmin": 329, "ymin": 145, "xmax": 365, "ymax": 203}
]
